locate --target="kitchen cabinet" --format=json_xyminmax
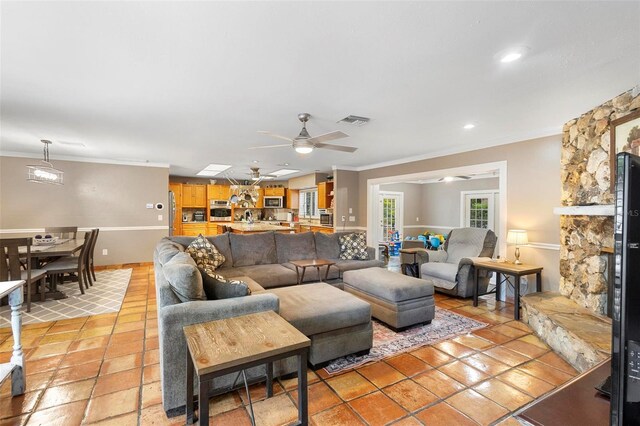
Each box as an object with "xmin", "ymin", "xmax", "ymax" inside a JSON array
[
  {"xmin": 311, "ymin": 225, "xmax": 333, "ymax": 234},
  {"xmin": 318, "ymin": 182, "xmax": 334, "ymax": 209},
  {"xmin": 182, "ymin": 222, "xmax": 207, "ymax": 237},
  {"xmin": 207, "ymin": 184, "xmax": 231, "ymax": 201},
  {"xmin": 182, "ymin": 184, "xmax": 207, "ymax": 208},
  {"xmin": 255, "ymin": 188, "xmax": 264, "ymax": 208},
  {"xmin": 169, "ymin": 183, "xmax": 183, "ymax": 236},
  {"xmin": 264, "ymin": 187, "xmax": 286, "ymax": 197},
  {"xmin": 286, "ymin": 189, "xmax": 299, "ymax": 209}
]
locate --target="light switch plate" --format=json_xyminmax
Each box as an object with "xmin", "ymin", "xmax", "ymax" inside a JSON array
[
  {"xmin": 349, "ymin": 216, "xmax": 356, "ymax": 222},
  {"xmin": 146, "ymin": 203, "xmax": 154, "ymax": 209},
  {"xmin": 158, "ymin": 214, "xmax": 163, "ymax": 221},
  {"xmin": 102, "ymin": 249, "xmax": 108, "ymax": 256}
]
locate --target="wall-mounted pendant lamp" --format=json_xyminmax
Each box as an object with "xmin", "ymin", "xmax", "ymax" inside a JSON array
[{"xmin": 26, "ymin": 140, "xmax": 64, "ymax": 185}]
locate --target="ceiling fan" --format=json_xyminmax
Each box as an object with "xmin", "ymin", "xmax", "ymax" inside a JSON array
[
  {"xmin": 438, "ymin": 176, "xmax": 472, "ymax": 182},
  {"xmin": 247, "ymin": 167, "xmax": 276, "ymax": 183},
  {"xmin": 251, "ymin": 113, "xmax": 357, "ymax": 154}
]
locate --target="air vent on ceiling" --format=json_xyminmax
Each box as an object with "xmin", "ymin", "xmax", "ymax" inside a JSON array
[{"xmin": 338, "ymin": 115, "xmax": 370, "ymax": 126}]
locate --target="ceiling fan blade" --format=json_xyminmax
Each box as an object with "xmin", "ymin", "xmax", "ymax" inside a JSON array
[
  {"xmin": 257, "ymin": 131, "xmax": 295, "ymax": 142},
  {"xmin": 307, "ymin": 130, "xmax": 349, "ymax": 144},
  {"xmin": 456, "ymin": 176, "xmax": 472, "ymax": 180},
  {"xmin": 248, "ymin": 143, "xmax": 291, "ymax": 150},
  {"xmin": 314, "ymin": 142, "xmax": 358, "ymax": 153}
]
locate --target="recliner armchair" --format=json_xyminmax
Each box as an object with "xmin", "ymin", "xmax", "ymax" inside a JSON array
[{"xmin": 412, "ymin": 228, "xmax": 497, "ymax": 298}]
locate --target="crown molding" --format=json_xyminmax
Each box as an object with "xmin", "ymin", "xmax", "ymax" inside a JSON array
[{"xmin": 0, "ymin": 151, "xmax": 170, "ymax": 168}]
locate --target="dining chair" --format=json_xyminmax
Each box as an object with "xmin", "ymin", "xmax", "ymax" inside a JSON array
[
  {"xmin": 88, "ymin": 228, "xmax": 100, "ymax": 283},
  {"xmin": 81, "ymin": 229, "xmax": 98, "ymax": 287},
  {"xmin": 44, "ymin": 226, "xmax": 78, "ymax": 240},
  {"xmin": 1, "ymin": 238, "xmax": 47, "ymax": 312},
  {"xmin": 45, "ymin": 231, "xmax": 91, "ymax": 295}
]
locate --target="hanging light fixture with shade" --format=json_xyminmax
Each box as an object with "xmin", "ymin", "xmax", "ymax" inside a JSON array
[
  {"xmin": 26, "ymin": 140, "xmax": 64, "ymax": 185},
  {"xmin": 506, "ymin": 229, "xmax": 529, "ymax": 265}
]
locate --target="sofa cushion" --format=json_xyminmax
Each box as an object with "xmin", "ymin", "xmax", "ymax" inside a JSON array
[
  {"xmin": 420, "ymin": 262, "xmax": 458, "ymax": 284},
  {"xmin": 185, "ymin": 234, "xmax": 226, "ymax": 270},
  {"xmin": 314, "ymin": 232, "xmax": 340, "ymax": 260},
  {"xmin": 339, "ymin": 233, "xmax": 369, "ymax": 260},
  {"xmin": 343, "ymin": 268, "xmax": 434, "ymax": 302},
  {"xmin": 163, "ymin": 252, "xmax": 206, "ymax": 302},
  {"xmin": 334, "ymin": 259, "xmax": 385, "ymax": 273},
  {"xmin": 275, "ymin": 232, "xmax": 316, "ymax": 263},
  {"xmin": 156, "ymin": 239, "xmax": 184, "ymax": 265},
  {"xmin": 229, "ymin": 232, "xmax": 277, "ymax": 267},
  {"xmin": 218, "ymin": 264, "xmax": 298, "ymax": 288},
  {"xmin": 263, "ymin": 283, "xmax": 371, "ymax": 336},
  {"xmin": 200, "ymin": 269, "xmax": 250, "ymax": 300},
  {"xmin": 206, "ymin": 234, "xmax": 233, "ymax": 268}
]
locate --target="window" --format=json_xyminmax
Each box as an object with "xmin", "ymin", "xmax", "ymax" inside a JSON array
[{"xmin": 299, "ymin": 190, "xmax": 319, "ymax": 218}]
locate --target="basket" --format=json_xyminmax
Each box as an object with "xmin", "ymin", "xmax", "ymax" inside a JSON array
[{"xmin": 33, "ymin": 236, "xmax": 57, "ymax": 245}]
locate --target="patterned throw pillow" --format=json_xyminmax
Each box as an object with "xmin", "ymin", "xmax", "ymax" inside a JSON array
[
  {"xmin": 339, "ymin": 233, "xmax": 369, "ymax": 260},
  {"xmin": 199, "ymin": 267, "xmax": 250, "ymax": 300},
  {"xmin": 185, "ymin": 234, "xmax": 226, "ymax": 270}
]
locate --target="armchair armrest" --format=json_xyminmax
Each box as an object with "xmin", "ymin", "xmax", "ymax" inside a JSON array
[
  {"xmin": 459, "ymin": 256, "xmax": 493, "ymax": 266},
  {"xmin": 416, "ymin": 250, "xmax": 448, "ymax": 263}
]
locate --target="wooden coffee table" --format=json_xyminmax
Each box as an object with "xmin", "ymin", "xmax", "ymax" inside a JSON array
[
  {"xmin": 183, "ymin": 310, "xmax": 310, "ymax": 425},
  {"xmin": 289, "ymin": 259, "xmax": 336, "ymax": 284}
]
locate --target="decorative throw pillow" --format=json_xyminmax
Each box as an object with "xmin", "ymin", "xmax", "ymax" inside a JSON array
[
  {"xmin": 186, "ymin": 234, "xmax": 226, "ymax": 270},
  {"xmin": 200, "ymin": 267, "xmax": 250, "ymax": 300},
  {"xmin": 339, "ymin": 233, "xmax": 369, "ymax": 260}
]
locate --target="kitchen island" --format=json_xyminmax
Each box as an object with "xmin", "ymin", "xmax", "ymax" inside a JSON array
[{"xmin": 218, "ymin": 223, "xmax": 294, "ymax": 234}]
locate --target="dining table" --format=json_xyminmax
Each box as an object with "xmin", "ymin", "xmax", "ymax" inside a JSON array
[{"xmin": 19, "ymin": 238, "xmax": 85, "ymax": 299}]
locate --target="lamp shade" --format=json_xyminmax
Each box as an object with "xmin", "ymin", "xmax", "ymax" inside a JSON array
[{"xmin": 507, "ymin": 229, "xmax": 528, "ymax": 245}]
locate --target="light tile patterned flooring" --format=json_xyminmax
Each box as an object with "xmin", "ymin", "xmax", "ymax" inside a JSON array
[{"xmin": 0, "ymin": 264, "xmax": 579, "ymax": 425}]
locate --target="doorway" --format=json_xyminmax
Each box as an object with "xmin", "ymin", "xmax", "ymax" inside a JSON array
[{"xmin": 378, "ymin": 191, "xmax": 403, "ymax": 242}]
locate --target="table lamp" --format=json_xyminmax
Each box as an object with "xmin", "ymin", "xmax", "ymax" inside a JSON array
[{"xmin": 507, "ymin": 229, "xmax": 528, "ymax": 265}]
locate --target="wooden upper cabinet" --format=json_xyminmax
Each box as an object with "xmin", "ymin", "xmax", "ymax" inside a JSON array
[
  {"xmin": 169, "ymin": 183, "xmax": 183, "ymax": 235},
  {"xmin": 264, "ymin": 187, "xmax": 286, "ymax": 197},
  {"xmin": 207, "ymin": 184, "xmax": 231, "ymax": 200},
  {"xmin": 183, "ymin": 184, "xmax": 207, "ymax": 207},
  {"xmin": 287, "ymin": 189, "xmax": 299, "ymax": 209},
  {"xmin": 255, "ymin": 188, "xmax": 264, "ymax": 208},
  {"xmin": 318, "ymin": 181, "xmax": 333, "ymax": 209}
]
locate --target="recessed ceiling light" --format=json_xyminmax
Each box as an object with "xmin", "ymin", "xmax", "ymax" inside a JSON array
[
  {"xmin": 196, "ymin": 163, "xmax": 231, "ymax": 177},
  {"xmin": 270, "ymin": 168, "xmax": 300, "ymax": 177},
  {"xmin": 252, "ymin": 160, "xmax": 259, "ymax": 164},
  {"xmin": 497, "ymin": 46, "xmax": 529, "ymax": 63},
  {"xmin": 463, "ymin": 124, "xmax": 475, "ymax": 130}
]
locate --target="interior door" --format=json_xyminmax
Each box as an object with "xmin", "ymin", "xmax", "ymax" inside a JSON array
[{"xmin": 378, "ymin": 192, "xmax": 403, "ymax": 242}]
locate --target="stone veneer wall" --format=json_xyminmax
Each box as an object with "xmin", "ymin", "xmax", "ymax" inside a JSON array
[{"xmin": 560, "ymin": 86, "xmax": 640, "ymax": 314}]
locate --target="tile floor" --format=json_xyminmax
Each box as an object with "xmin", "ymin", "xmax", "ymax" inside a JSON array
[{"xmin": 0, "ymin": 264, "xmax": 579, "ymax": 426}]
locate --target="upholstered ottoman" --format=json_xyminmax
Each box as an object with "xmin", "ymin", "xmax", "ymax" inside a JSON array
[
  {"xmin": 343, "ymin": 267, "xmax": 435, "ymax": 330},
  {"xmin": 260, "ymin": 283, "xmax": 372, "ymax": 368}
]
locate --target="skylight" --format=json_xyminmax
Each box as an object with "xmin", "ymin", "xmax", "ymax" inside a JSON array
[
  {"xmin": 270, "ymin": 169, "xmax": 300, "ymax": 177},
  {"xmin": 196, "ymin": 163, "xmax": 231, "ymax": 177}
]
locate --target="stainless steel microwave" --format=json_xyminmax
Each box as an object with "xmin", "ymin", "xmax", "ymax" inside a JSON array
[
  {"xmin": 263, "ymin": 196, "xmax": 283, "ymax": 208},
  {"xmin": 320, "ymin": 213, "xmax": 333, "ymax": 225}
]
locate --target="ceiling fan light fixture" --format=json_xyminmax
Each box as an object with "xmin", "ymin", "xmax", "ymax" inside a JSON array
[{"xmin": 295, "ymin": 146, "xmax": 314, "ymax": 154}]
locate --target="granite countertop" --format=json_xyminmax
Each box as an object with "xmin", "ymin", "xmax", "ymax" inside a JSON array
[{"xmin": 226, "ymin": 223, "xmax": 291, "ymax": 232}]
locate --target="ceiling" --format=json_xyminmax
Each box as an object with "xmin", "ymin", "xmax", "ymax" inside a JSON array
[{"xmin": 1, "ymin": 1, "xmax": 639, "ymax": 179}]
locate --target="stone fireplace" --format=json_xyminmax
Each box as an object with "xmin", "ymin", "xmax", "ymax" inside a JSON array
[
  {"xmin": 560, "ymin": 86, "xmax": 639, "ymax": 315},
  {"xmin": 521, "ymin": 86, "xmax": 639, "ymax": 372}
]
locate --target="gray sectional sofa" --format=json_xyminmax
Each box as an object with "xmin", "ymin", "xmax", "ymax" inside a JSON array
[{"xmin": 154, "ymin": 231, "xmax": 383, "ymax": 416}]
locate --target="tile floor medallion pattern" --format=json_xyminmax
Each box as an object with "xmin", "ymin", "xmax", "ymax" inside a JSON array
[
  {"xmin": 0, "ymin": 269, "xmax": 132, "ymax": 326},
  {"xmin": 0, "ymin": 264, "xmax": 581, "ymax": 426},
  {"xmin": 325, "ymin": 309, "xmax": 487, "ymax": 374}
]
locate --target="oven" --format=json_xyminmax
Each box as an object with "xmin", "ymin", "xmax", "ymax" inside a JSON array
[{"xmin": 263, "ymin": 196, "xmax": 284, "ymax": 208}]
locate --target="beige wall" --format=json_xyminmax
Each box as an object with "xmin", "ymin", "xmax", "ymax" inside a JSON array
[
  {"xmin": 421, "ymin": 178, "xmax": 499, "ymax": 229},
  {"xmin": 333, "ymin": 169, "xmax": 359, "ymax": 231},
  {"xmin": 356, "ymin": 135, "xmax": 562, "ymax": 291},
  {"xmin": 0, "ymin": 156, "xmax": 169, "ymax": 265}
]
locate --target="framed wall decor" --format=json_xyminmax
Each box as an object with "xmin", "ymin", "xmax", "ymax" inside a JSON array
[{"xmin": 610, "ymin": 109, "xmax": 640, "ymax": 192}]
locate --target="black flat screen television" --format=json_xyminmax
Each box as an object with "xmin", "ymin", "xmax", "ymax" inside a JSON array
[{"xmin": 611, "ymin": 152, "xmax": 640, "ymax": 425}]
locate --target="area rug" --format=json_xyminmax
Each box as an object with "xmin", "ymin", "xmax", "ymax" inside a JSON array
[
  {"xmin": 0, "ymin": 268, "xmax": 133, "ymax": 327},
  {"xmin": 324, "ymin": 307, "xmax": 487, "ymax": 374}
]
